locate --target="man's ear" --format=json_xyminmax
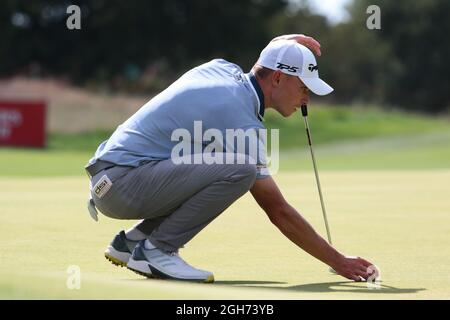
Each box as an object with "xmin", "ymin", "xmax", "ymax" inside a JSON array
[{"xmin": 271, "ymin": 70, "xmax": 282, "ymax": 87}]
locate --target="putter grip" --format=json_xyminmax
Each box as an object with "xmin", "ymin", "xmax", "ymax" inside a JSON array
[{"xmin": 301, "ymin": 105, "xmax": 308, "ymax": 117}]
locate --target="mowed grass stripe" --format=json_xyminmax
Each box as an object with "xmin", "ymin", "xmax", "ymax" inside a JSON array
[
  {"xmin": 1, "ymin": 172, "xmax": 449, "ymax": 299},
  {"xmin": 1, "ymin": 129, "xmax": 450, "ymax": 177}
]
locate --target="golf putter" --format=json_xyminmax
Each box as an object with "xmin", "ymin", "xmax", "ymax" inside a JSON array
[{"xmin": 300, "ymin": 105, "xmax": 336, "ymax": 274}]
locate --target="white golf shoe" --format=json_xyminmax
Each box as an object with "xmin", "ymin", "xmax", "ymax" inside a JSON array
[
  {"xmin": 104, "ymin": 230, "xmax": 139, "ymax": 267},
  {"xmin": 127, "ymin": 240, "xmax": 214, "ymax": 283}
]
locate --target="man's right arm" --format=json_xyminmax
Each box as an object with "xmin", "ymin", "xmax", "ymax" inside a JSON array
[{"xmin": 250, "ymin": 176, "xmax": 374, "ymax": 281}]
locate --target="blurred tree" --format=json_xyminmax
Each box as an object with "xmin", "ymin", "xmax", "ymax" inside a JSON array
[
  {"xmin": 346, "ymin": 0, "xmax": 450, "ymax": 113},
  {"xmin": 272, "ymin": 0, "xmax": 450, "ymax": 113},
  {"xmin": 2, "ymin": 0, "xmax": 449, "ymax": 113},
  {"xmin": 0, "ymin": 0, "xmax": 287, "ymax": 88}
]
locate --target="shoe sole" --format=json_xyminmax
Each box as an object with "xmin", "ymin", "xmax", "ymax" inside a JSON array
[
  {"xmin": 104, "ymin": 245, "xmax": 131, "ymax": 268},
  {"xmin": 127, "ymin": 258, "xmax": 214, "ymax": 283},
  {"xmin": 127, "ymin": 258, "xmax": 154, "ymax": 278}
]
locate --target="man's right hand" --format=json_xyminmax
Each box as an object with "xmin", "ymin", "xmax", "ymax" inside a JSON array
[
  {"xmin": 332, "ymin": 255, "xmax": 378, "ymax": 282},
  {"xmin": 251, "ymin": 176, "xmax": 378, "ymax": 283}
]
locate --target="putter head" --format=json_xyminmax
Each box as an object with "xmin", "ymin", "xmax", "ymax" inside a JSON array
[{"xmin": 300, "ymin": 104, "xmax": 308, "ymax": 117}]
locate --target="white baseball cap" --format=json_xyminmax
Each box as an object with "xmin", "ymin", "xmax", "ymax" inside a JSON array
[{"xmin": 257, "ymin": 39, "xmax": 333, "ymax": 96}]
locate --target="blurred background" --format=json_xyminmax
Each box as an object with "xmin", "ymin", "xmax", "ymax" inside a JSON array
[
  {"xmin": 1, "ymin": 1, "xmax": 450, "ymax": 300},
  {"xmin": 0, "ymin": 0, "xmax": 449, "ymax": 173}
]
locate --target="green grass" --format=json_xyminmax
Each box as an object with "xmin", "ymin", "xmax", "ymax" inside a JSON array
[
  {"xmin": 1, "ymin": 171, "xmax": 449, "ymax": 299},
  {"xmin": 0, "ymin": 149, "xmax": 90, "ymax": 177},
  {"xmin": 1, "ymin": 129, "xmax": 449, "ymax": 176},
  {"xmin": 17, "ymin": 104, "xmax": 450, "ymax": 153},
  {"xmin": 0, "ymin": 131, "xmax": 450, "ymax": 177},
  {"xmin": 264, "ymin": 105, "xmax": 450, "ymax": 149},
  {"xmin": 1, "ymin": 105, "xmax": 450, "ymax": 299},
  {"xmin": 279, "ymin": 130, "xmax": 450, "ymax": 171},
  {"xmin": 47, "ymin": 130, "xmax": 112, "ymax": 152},
  {"xmin": 1, "ymin": 105, "xmax": 449, "ymax": 176}
]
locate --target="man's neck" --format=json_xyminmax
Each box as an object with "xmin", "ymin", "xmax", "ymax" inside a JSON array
[{"xmin": 252, "ymin": 68, "xmax": 271, "ymax": 110}]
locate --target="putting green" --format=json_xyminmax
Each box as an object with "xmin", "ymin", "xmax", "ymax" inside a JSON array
[{"xmin": 1, "ymin": 171, "xmax": 449, "ymax": 299}]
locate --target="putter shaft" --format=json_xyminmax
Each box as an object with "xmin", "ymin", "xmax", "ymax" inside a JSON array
[{"xmin": 300, "ymin": 105, "xmax": 333, "ymax": 245}]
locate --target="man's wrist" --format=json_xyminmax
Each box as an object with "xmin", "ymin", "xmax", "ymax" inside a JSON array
[{"xmin": 327, "ymin": 250, "xmax": 345, "ymax": 270}]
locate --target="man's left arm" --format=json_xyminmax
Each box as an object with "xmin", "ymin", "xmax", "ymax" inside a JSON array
[{"xmin": 270, "ymin": 34, "xmax": 322, "ymax": 56}]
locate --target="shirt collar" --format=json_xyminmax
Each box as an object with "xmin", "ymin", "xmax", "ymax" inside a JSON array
[{"xmin": 246, "ymin": 72, "xmax": 265, "ymax": 121}]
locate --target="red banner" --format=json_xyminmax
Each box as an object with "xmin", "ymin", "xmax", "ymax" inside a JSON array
[{"xmin": 0, "ymin": 100, "xmax": 46, "ymax": 148}]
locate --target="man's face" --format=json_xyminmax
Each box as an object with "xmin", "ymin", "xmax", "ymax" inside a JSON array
[{"xmin": 270, "ymin": 72, "xmax": 309, "ymax": 117}]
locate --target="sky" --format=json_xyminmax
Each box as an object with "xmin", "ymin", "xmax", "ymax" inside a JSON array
[{"xmin": 297, "ymin": 0, "xmax": 353, "ymax": 24}]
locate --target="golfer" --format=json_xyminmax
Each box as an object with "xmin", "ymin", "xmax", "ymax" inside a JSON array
[{"xmin": 86, "ymin": 34, "xmax": 374, "ymax": 283}]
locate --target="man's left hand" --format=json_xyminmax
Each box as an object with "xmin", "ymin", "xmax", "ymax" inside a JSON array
[{"xmin": 271, "ymin": 34, "xmax": 322, "ymax": 56}]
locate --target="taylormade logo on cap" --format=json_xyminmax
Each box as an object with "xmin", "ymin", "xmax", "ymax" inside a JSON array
[
  {"xmin": 276, "ymin": 62, "xmax": 299, "ymax": 73},
  {"xmin": 257, "ymin": 39, "xmax": 334, "ymax": 96}
]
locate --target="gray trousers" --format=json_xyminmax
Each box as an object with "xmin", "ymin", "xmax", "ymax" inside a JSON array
[{"xmin": 90, "ymin": 153, "xmax": 257, "ymax": 251}]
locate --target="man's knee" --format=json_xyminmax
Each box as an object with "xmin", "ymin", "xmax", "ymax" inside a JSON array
[
  {"xmin": 226, "ymin": 155, "xmax": 257, "ymax": 189},
  {"xmin": 238, "ymin": 163, "xmax": 257, "ymax": 188}
]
